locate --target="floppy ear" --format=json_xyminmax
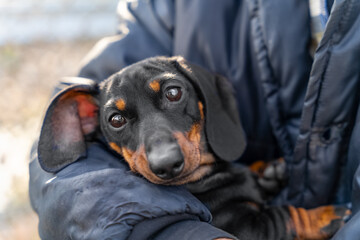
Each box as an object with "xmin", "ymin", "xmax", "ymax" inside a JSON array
[
  {"xmin": 38, "ymin": 78, "xmax": 99, "ymax": 172},
  {"xmin": 171, "ymin": 56, "xmax": 246, "ymax": 161}
]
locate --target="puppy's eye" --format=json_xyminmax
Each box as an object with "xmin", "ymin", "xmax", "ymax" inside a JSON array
[
  {"xmin": 165, "ymin": 87, "xmax": 182, "ymax": 102},
  {"xmin": 109, "ymin": 114, "xmax": 127, "ymax": 128}
]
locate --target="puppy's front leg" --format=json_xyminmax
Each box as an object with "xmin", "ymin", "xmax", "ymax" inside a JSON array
[{"xmin": 187, "ymin": 163, "xmax": 350, "ymax": 240}]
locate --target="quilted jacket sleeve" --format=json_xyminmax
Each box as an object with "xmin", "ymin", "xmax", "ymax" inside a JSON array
[{"xmin": 29, "ymin": 141, "xmax": 235, "ymax": 239}]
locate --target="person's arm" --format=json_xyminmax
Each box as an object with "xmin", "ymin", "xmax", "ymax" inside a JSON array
[
  {"xmin": 29, "ymin": 141, "xmax": 236, "ymax": 239},
  {"xmin": 29, "ymin": 1, "xmax": 237, "ymax": 239}
]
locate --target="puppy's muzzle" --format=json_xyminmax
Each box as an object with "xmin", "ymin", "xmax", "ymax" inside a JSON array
[{"xmin": 145, "ymin": 133, "xmax": 184, "ymax": 179}]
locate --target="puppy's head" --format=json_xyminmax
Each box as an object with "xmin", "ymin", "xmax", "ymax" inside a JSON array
[{"xmin": 38, "ymin": 56, "xmax": 246, "ymax": 185}]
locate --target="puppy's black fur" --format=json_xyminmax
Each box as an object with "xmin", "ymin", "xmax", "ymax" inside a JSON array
[{"xmin": 38, "ymin": 56, "xmax": 349, "ymax": 239}]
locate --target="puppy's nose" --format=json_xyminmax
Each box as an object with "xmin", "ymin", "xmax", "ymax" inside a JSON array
[{"xmin": 147, "ymin": 141, "xmax": 184, "ymax": 180}]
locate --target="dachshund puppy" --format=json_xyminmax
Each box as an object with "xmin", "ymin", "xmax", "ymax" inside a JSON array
[{"xmin": 38, "ymin": 56, "xmax": 349, "ymax": 240}]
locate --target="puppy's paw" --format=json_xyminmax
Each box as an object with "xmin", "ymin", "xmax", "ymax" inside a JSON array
[
  {"xmin": 288, "ymin": 205, "xmax": 351, "ymax": 239},
  {"xmin": 250, "ymin": 158, "xmax": 287, "ymax": 196}
]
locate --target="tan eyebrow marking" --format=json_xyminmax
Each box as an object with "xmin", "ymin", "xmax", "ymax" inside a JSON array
[
  {"xmin": 115, "ymin": 98, "xmax": 126, "ymax": 110},
  {"xmin": 149, "ymin": 80, "xmax": 160, "ymax": 92}
]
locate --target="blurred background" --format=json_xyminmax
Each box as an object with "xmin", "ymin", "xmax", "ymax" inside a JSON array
[{"xmin": 0, "ymin": 0, "xmax": 118, "ymax": 239}]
